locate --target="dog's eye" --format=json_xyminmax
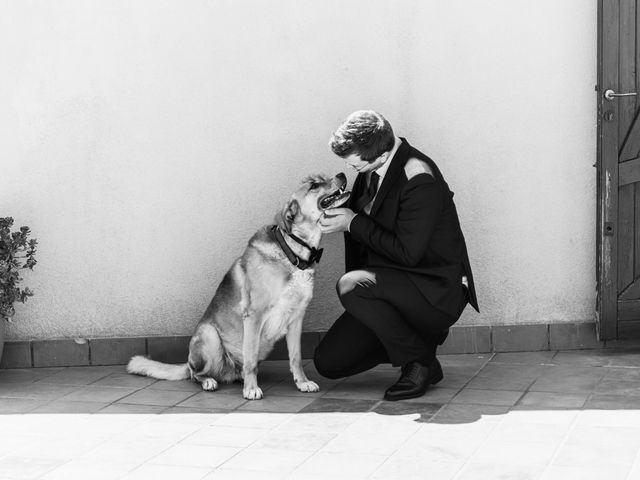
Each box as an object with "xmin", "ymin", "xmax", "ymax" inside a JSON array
[{"xmin": 310, "ymin": 182, "xmax": 320, "ymax": 190}]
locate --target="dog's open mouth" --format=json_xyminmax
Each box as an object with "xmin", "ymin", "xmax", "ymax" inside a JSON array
[{"xmin": 319, "ymin": 183, "xmax": 351, "ymax": 210}]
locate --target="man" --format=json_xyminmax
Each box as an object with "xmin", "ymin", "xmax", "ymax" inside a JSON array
[{"xmin": 315, "ymin": 110, "xmax": 479, "ymax": 401}]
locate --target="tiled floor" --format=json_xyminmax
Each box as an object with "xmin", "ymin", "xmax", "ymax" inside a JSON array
[{"xmin": 0, "ymin": 349, "xmax": 640, "ymax": 479}]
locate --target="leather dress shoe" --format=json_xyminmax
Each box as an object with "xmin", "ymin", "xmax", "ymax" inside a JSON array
[{"xmin": 383, "ymin": 358, "xmax": 444, "ymax": 401}]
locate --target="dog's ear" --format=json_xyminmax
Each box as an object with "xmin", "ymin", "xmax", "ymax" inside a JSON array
[{"xmin": 277, "ymin": 199, "xmax": 299, "ymax": 233}]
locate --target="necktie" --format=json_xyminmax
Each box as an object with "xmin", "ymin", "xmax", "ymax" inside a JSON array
[{"xmin": 354, "ymin": 171, "xmax": 379, "ymax": 213}]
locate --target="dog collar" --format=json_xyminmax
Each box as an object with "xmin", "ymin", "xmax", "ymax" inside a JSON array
[{"xmin": 271, "ymin": 225, "xmax": 323, "ymax": 270}]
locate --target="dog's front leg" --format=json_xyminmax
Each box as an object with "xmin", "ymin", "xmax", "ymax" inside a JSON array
[
  {"xmin": 242, "ymin": 316, "xmax": 263, "ymax": 400},
  {"xmin": 286, "ymin": 314, "xmax": 319, "ymax": 393}
]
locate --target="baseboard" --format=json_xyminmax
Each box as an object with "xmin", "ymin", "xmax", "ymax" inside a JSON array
[{"xmin": 0, "ymin": 322, "xmax": 607, "ymax": 369}]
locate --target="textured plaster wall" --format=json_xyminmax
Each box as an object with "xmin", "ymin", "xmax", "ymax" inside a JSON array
[{"xmin": 1, "ymin": 0, "xmax": 596, "ymax": 340}]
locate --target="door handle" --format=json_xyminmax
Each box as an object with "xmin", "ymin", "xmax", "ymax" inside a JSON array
[{"xmin": 604, "ymin": 89, "xmax": 637, "ymax": 101}]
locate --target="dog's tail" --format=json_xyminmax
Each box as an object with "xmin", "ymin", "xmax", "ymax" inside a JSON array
[{"xmin": 127, "ymin": 356, "xmax": 190, "ymax": 381}]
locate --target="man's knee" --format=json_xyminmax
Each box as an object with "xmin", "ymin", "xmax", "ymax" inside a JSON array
[{"xmin": 336, "ymin": 270, "xmax": 377, "ymax": 300}]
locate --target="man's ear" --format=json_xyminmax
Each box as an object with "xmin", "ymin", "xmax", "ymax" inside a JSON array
[{"xmin": 277, "ymin": 199, "xmax": 299, "ymax": 233}]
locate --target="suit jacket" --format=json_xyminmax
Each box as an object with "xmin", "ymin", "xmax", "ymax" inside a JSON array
[{"xmin": 345, "ymin": 138, "xmax": 479, "ymax": 317}]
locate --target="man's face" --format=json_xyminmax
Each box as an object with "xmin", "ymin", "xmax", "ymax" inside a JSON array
[{"xmin": 342, "ymin": 152, "xmax": 388, "ymax": 174}]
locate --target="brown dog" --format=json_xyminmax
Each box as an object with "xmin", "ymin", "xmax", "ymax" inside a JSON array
[{"xmin": 128, "ymin": 173, "xmax": 349, "ymax": 399}]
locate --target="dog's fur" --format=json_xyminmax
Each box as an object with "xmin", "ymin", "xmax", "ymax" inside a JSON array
[{"xmin": 128, "ymin": 173, "xmax": 349, "ymax": 400}]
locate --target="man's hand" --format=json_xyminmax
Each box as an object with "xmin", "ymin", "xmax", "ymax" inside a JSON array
[{"xmin": 319, "ymin": 208, "xmax": 356, "ymax": 234}]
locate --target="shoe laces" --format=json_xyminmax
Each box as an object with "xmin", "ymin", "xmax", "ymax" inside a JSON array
[{"xmin": 400, "ymin": 362, "xmax": 422, "ymax": 385}]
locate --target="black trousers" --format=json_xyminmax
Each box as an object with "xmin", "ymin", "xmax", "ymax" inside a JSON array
[{"xmin": 314, "ymin": 267, "xmax": 466, "ymax": 379}]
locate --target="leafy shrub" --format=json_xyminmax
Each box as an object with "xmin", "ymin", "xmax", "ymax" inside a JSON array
[{"xmin": 0, "ymin": 217, "xmax": 37, "ymax": 320}]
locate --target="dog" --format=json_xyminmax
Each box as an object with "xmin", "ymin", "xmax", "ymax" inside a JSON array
[{"xmin": 128, "ymin": 173, "xmax": 350, "ymax": 400}]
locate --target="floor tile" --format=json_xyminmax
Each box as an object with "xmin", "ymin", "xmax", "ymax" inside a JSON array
[
  {"xmin": 177, "ymin": 391, "xmax": 248, "ymax": 410},
  {"xmin": 552, "ymin": 442, "xmax": 639, "ymax": 468},
  {"xmin": 470, "ymin": 438, "xmax": 560, "ymax": 466},
  {"xmin": 319, "ymin": 428, "xmax": 416, "ymax": 456},
  {"xmin": 322, "ymin": 382, "xmax": 385, "ymax": 400},
  {"xmin": 396, "ymin": 422, "xmax": 498, "ymax": 461},
  {"xmin": 0, "ymin": 383, "xmax": 80, "ymax": 401},
  {"xmin": 31, "ymin": 400, "xmax": 110, "ymax": 414},
  {"xmin": 505, "ymin": 407, "xmax": 580, "ymax": 425},
  {"xmin": 118, "ymin": 420, "xmax": 203, "ymax": 442},
  {"xmin": 539, "ymin": 465, "xmax": 630, "ymax": 480},
  {"xmin": 62, "ymin": 385, "xmax": 138, "ymax": 403},
  {"xmin": 36, "ymin": 366, "xmax": 122, "ymax": 385},
  {"xmin": 117, "ymin": 388, "xmax": 197, "ymax": 406},
  {"xmin": 0, "ymin": 368, "xmax": 64, "ymax": 383},
  {"xmin": 371, "ymin": 401, "xmax": 441, "ymax": 420},
  {"xmin": 0, "ymin": 456, "xmax": 66, "ymax": 480},
  {"xmin": 122, "ymin": 464, "xmax": 214, "ymax": 480},
  {"xmin": 0, "ymin": 398, "xmax": 46, "ymax": 413},
  {"xmin": 518, "ymin": 391, "xmax": 588, "ymax": 408},
  {"xmin": 466, "ymin": 364, "xmax": 545, "ymax": 391},
  {"xmin": 292, "ymin": 452, "xmax": 388, "ymax": 479},
  {"xmin": 299, "ymin": 397, "xmax": 378, "ymax": 413},
  {"xmin": 410, "ymin": 386, "xmax": 460, "ymax": 403},
  {"xmin": 455, "ymin": 462, "xmax": 544, "ymax": 480},
  {"xmin": 450, "ymin": 388, "xmax": 523, "ymax": 406},
  {"xmin": 429, "ymin": 403, "xmax": 510, "ymax": 424},
  {"xmin": 92, "ymin": 372, "xmax": 158, "ymax": 388},
  {"xmin": 149, "ymin": 444, "xmax": 240, "ymax": 468},
  {"xmin": 440, "ymin": 354, "xmax": 492, "ymax": 369},
  {"xmin": 180, "ymin": 425, "xmax": 267, "ymax": 448},
  {"xmin": 435, "ymin": 372, "xmax": 475, "ymax": 389},
  {"xmin": 98, "ymin": 403, "xmax": 168, "ymax": 414},
  {"xmin": 529, "ymin": 365, "xmax": 605, "ymax": 393},
  {"xmin": 210, "ymin": 412, "xmax": 294, "ymax": 430},
  {"xmin": 237, "ymin": 394, "xmax": 317, "ymax": 413},
  {"xmin": 275, "ymin": 412, "xmax": 361, "ymax": 433},
  {"xmin": 80, "ymin": 439, "xmax": 176, "ymax": 465},
  {"xmin": 264, "ymin": 381, "xmax": 326, "ymax": 398},
  {"xmin": 251, "ymin": 429, "xmax": 336, "ymax": 451},
  {"xmin": 594, "ymin": 378, "xmax": 640, "ymax": 396},
  {"xmin": 41, "ymin": 459, "xmax": 137, "ymax": 480},
  {"xmin": 489, "ymin": 351, "xmax": 556, "ymax": 365},
  {"xmin": 371, "ymin": 455, "xmax": 462, "ymax": 480},
  {"xmin": 483, "ymin": 420, "xmax": 571, "ymax": 445},
  {"xmin": 602, "ymin": 366, "xmax": 640, "ymax": 381},
  {"xmin": 606, "ymin": 349, "xmax": 640, "ymax": 367},
  {"xmin": 220, "ymin": 446, "xmax": 312, "ymax": 473},
  {"xmin": 552, "ymin": 350, "xmax": 613, "ymax": 367},
  {"xmin": 147, "ymin": 379, "xmax": 203, "ymax": 392}
]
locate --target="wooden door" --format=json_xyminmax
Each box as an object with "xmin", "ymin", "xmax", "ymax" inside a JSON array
[{"xmin": 598, "ymin": 0, "xmax": 640, "ymax": 339}]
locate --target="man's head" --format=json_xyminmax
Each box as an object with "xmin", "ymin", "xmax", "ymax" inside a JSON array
[{"xmin": 329, "ymin": 110, "xmax": 395, "ymax": 172}]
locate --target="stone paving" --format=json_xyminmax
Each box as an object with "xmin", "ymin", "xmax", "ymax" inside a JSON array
[{"xmin": 0, "ymin": 349, "xmax": 640, "ymax": 479}]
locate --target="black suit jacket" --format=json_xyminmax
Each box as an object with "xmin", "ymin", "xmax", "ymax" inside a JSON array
[{"xmin": 345, "ymin": 138, "xmax": 479, "ymax": 317}]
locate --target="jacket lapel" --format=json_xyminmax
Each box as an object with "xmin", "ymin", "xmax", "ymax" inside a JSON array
[
  {"xmin": 369, "ymin": 138, "xmax": 410, "ymax": 218},
  {"xmin": 348, "ymin": 173, "xmax": 366, "ymax": 210}
]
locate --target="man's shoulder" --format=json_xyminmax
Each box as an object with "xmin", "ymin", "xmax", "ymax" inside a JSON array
[{"xmin": 404, "ymin": 157, "xmax": 434, "ymax": 180}]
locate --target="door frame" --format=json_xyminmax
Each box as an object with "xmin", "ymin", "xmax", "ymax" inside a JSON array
[{"xmin": 596, "ymin": 0, "xmax": 619, "ymax": 341}]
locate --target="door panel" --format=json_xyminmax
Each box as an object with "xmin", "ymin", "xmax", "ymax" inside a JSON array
[{"xmin": 598, "ymin": 0, "xmax": 640, "ymax": 339}]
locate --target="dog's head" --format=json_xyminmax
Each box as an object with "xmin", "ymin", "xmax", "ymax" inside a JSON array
[{"xmin": 276, "ymin": 173, "xmax": 350, "ymax": 238}]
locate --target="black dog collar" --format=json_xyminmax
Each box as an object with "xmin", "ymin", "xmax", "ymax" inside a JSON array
[{"xmin": 272, "ymin": 225, "xmax": 323, "ymax": 270}]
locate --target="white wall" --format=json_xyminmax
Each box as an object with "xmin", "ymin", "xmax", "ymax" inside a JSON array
[{"xmin": 0, "ymin": 0, "xmax": 597, "ymax": 340}]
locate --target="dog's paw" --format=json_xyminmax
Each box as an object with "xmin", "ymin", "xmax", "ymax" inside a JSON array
[
  {"xmin": 296, "ymin": 380, "xmax": 320, "ymax": 393},
  {"xmin": 201, "ymin": 378, "xmax": 218, "ymax": 391},
  {"xmin": 243, "ymin": 386, "xmax": 264, "ymax": 400}
]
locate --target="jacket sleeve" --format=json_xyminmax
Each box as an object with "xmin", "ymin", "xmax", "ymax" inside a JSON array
[{"xmin": 348, "ymin": 176, "xmax": 443, "ymax": 267}]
